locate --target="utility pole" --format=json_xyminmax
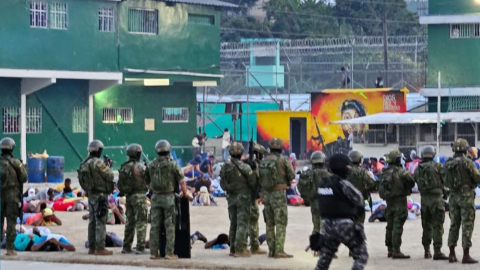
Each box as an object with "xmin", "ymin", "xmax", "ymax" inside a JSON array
[{"xmin": 383, "ymin": 0, "xmax": 388, "ymax": 87}]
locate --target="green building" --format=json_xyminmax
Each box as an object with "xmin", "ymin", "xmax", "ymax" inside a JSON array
[{"xmin": 0, "ymin": 0, "xmax": 235, "ymax": 171}]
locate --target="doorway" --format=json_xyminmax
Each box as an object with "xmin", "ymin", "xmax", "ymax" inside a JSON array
[{"xmin": 290, "ymin": 118, "xmax": 307, "ymax": 159}]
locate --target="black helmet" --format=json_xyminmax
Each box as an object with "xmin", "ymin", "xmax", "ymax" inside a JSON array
[
  {"xmin": 421, "ymin": 145, "xmax": 436, "ymax": 159},
  {"xmin": 127, "ymin": 143, "xmax": 142, "ymax": 158},
  {"xmin": 310, "ymin": 151, "xmax": 326, "ymax": 164},
  {"xmin": 329, "ymin": 154, "xmax": 352, "ymax": 179},
  {"xmin": 0, "ymin": 137, "xmax": 15, "ymax": 151},
  {"xmin": 155, "ymin": 140, "xmax": 171, "ymax": 153},
  {"xmin": 88, "ymin": 140, "xmax": 104, "ymax": 152},
  {"xmin": 348, "ymin": 150, "xmax": 363, "ymax": 164}
]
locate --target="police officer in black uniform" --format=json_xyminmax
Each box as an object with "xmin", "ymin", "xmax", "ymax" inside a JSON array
[{"xmin": 313, "ymin": 154, "xmax": 369, "ymax": 270}]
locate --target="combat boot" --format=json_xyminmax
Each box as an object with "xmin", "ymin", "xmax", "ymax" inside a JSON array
[
  {"xmin": 448, "ymin": 246, "xmax": 458, "ymax": 263},
  {"xmin": 6, "ymin": 249, "xmax": 17, "ymax": 256},
  {"xmin": 462, "ymin": 248, "xmax": 478, "ymax": 264},
  {"xmin": 165, "ymin": 254, "xmax": 179, "ymax": 260},
  {"xmin": 392, "ymin": 252, "xmax": 410, "ymax": 259},
  {"xmin": 433, "ymin": 247, "xmax": 448, "ymax": 260},
  {"xmin": 234, "ymin": 251, "xmax": 251, "ymax": 258},
  {"xmin": 121, "ymin": 248, "xmax": 133, "ymax": 254},
  {"xmin": 95, "ymin": 248, "xmax": 113, "ymax": 256},
  {"xmin": 275, "ymin": 251, "xmax": 294, "ymax": 259},
  {"xmin": 251, "ymin": 247, "xmax": 267, "ymax": 255},
  {"xmin": 268, "ymin": 250, "xmax": 275, "ymax": 258},
  {"xmin": 387, "ymin": 248, "xmax": 392, "ymax": 258},
  {"xmin": 424, "ymin": 250, "xmax": 432, "ymax": 259},
  {"xmin": 88, "ymin": 248, "xmax": 95, "ymax": 255}
]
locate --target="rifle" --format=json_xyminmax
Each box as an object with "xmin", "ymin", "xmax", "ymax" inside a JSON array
[
  {"xmin": 311, "ymin": 117, "xmax": 330, "ymax": 156},
  {"xmin": 368, "ymin": 194, "xmax": 373, "ymax": 216},
  {"xmin": 248, "ymin": 128, "xmax": 255, "ymax": 163}
]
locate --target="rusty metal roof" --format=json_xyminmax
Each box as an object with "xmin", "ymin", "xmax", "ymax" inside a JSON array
[{"xmin": 164, "ymin": 0, "xmax": 237, "ymax": 8}]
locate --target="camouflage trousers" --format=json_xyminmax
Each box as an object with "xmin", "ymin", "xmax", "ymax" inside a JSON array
[
  {"xmin": 123, "ymin": 193, "xmax": 148, "ymax": 251},
  {"xmin": 310, "ymin": 199, "xmax": 321, "ymax": 234},
  {"xmin": 88, "ymin": 193, "xmax": 108, "ymax": 251},
  {"xmin": 263, "ymin": 190, "xmax": 288, "ymax": 254},
  {"xmin": 150, "ymin": 193, "xmax": 176, "ymax": 256},
  {"xmin": 249, "ymin": 199, "xmax": 260, "ymax": 251},
  {"xmin": 385, "ymin": 197, "xmax": 408, "ymax": 253},
  {"xmin": 227, "ymin": 193, "xmax": 252, "ymax": 254},
  {"xmin": 316, "ymin": 219, "xmax": 368, "ymax": 270},
  {"xmin": 448, "ymin": 191, "xmax": 476, "ymax": 248},
  {"xmin": 1, "ymin": 188, "xmax": 20, "ymax": 250},
  {"xmin": 420, "ymin": 194, "xmax": 445, "ymax": 250}
]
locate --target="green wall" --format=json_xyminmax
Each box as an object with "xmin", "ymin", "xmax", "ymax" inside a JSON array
[
  {"xmin": 427, "ymin": 25, "xmax": 480, "ymax": 87},
  {"xmin": 94, "ymin": 83, "xmax": 197, "ymax": 169},
  {"xmin": 0, "ymin": 78, "xmax": 21, "ymax": 158},
  {"xmin": 0, "ymin": 0, "xmax": 118, "ymax": 71},
  {"xmin": 429, "ymin": 0, "xmax": 480, "ymax": 15}
]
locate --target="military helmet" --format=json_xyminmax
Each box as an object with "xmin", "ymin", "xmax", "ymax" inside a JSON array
[
  {"xmin": 421, "ymin": 145, "xmax": 436, "ymax": 158},
  {"xmin": 126, "ymin": 143, "xmax": 143, "ymax": 157},
  {"xmin": 155, "ymin": 140, "xmax": 171, "ymax": 153},
  {"xmin": 229, "ymin": 141, "xmax": 244, "ymax": 156},
  {"xmin": 452, "ymin": 138, "xmax": 468, "ymax": 153},
  {"xmin": 348, "ymin": 150, "xmax": 363, "ymax": 164},
  {"xmin": 386, "ymin": 150, "xmax": 402, "ymax": 164},
  {"xmin": 88, "ymin": 140, "xmax": 104, "ymax": 152},
  {"xmin": 269, "ymin": 137, "xmax": 283, "ymax": 150},
  {"xmin": 310, "ymin": 151, "xmax": 326, "ymax": 164},
  {"xmin": 253, "ymin": 143, "xmax": 265, "ymax": 155},
  {"xmin": 0, "ymin": 137, "xmax": 15, "ymax": 150}
]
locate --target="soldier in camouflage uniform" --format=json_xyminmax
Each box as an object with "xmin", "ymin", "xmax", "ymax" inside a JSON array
[
  {"xmin": 413, "ymin": 145, "xmax": 448, "ymax": 260},
  {"xmin": 220, "ymin": 142, "xmax": 256, "ymax": 257},
  {"xmin": 0, "ymin": 138, "xmax": 27, "ymax": 256},
  {"xmin": 444, "ymin": 138, "xmax": 480, "ymax": 264},
  {"xmin": 146, "ymin": 140, "xmax": 193, "ymax": 260},
  {"xmin": 249, "ymin": 144, "xmax": 267, "ymax": 255},
  {"xmin": 315, "ymin": 154, "xmax": 368, "ymax": 270},
  {"xmin": 347, "ymin": 150, "xmax": 376, "ymax": 224},
  {"xmin": 118, "ymin": 144, "xmax": 148, "ymax": 254},
  {"xmin": 259, "ymin": 138, "xmax": 295, "ymax": 258},
  {"xmin": 378, "ymin": 150, "xmax": 415, "ymax": 259},
  {"xmin": 82, "ymin": 140, "xmax": 115, "ymax": 256}
]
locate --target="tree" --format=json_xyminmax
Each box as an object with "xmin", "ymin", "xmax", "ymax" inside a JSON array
[{"xmin": 221, "ymin": 17, "xmax": 272, "ymax": 42}]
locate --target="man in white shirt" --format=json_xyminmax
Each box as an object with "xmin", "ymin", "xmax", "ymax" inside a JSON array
[{"xmin": 222, "ymin": 128, "xmax": 231, "ymax": 161}]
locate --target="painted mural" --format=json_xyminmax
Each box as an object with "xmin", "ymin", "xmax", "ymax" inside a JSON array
[{"xmin": 309, "ymin": 89, "xmax": 407, "ymax": 156}]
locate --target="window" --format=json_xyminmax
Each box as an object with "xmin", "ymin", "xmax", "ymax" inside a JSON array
[
  {"xmin": 365, "ymin": 124, "xmax": 386, "ymax": 145},
  {"xmin": 188, "ymin": 14, "xmax": 215, "ymax": 25},
  {"xmin": 420, "ymin": 124, "xmax": 437, "ymax": 142},
  {"xmin": 450, "ymin": 24, "xmax": 480, "ymax": 39},
  {"xmin": 3, "ymin": 107, "xmax": 20, "ymax": 134},
  {"xmin": 103, "ymin": 108, "xmax": 133, "ymax": 124},
  {"xmin": 399, "ymin": 125, "xmax": 416, "ymax": 146},
  {"xmin": 50, "ymin": 2, "xmax": 68, "ymax": 29},
  {"xmin": 162, "ymin": 108, "xmax": 189, "ymax": 123},
  {"xmin": 457, "ymin": 123, "xmax": 476, "ymax": 147},
  {"xmin": 441, "ymin": 123, "xmax": 455, "ymax": 142},
  {"xmin": 386, "ymin": 124, "xmax": 397, "ymax": 144},
  {"xmin": 26, "ymin": 107, "xmax": 42, "ymax": 134},
  {"xmin": 30, "ymin": 1, "xmax": 48, "ymax": 28},
  {"xmin": 99, "ymin": 7, "xmax": 115, "ymax": 32},
  {"xmin": 128, "ymin": 8, "xmax": 158, "ymax": 34},
  {"xmin": 72, "ymin": 107, "xmax": 88, "ymax": 133}
]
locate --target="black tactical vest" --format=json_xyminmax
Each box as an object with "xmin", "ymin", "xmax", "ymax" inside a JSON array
[{"xmin": 318, "ymin": 176, "xmax": 357, "ymax": 219}]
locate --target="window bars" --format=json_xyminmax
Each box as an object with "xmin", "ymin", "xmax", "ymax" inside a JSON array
[
  {"xmin": 30, "ymin": 1, "xmax": 48, "ymax": 28},
  {"xmin": 128, "ymin": 8, "xmax": 158, "ymax": 34},
  {"xmin": 99, "ymin": 7, "xmax": 115, "ymax": 32},
  {"xmin": 162, "ymin": 108, "xmax": 189, "ymax": 123},
  {"xmin": 103, "ymin": 108, "xmax": 133, "ymax": 123}
]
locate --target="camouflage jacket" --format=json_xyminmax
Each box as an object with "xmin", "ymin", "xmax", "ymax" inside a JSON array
[
  {"xmin": 1, "ymin": 154, "xmax": 27, "ymax": 191},
  {"xmin": 145, "ymin": 156, "xmax": 184, "ymax": 193},
  {"xmin": 347, "ymin": 165, "xmax": 376, "ymax": 199}
]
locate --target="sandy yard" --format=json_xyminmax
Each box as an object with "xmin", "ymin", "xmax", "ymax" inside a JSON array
[{"xmin": 3, "ymin": 175, "xmax": 480, "ymax": 270}]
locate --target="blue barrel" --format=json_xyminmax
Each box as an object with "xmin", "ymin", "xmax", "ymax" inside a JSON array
[
  {"xmin": 27, "ymin": 157, "xmax": 45, "ymax": 183},
  {"xmin": 47, "ymin": 156, "xmax": 65, "ymax": 183}
]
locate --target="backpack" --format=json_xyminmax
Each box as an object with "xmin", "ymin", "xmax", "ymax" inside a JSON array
[
  {"xmin": 1, "ymin": 157, "xmax": 17, "ymax": 190},
  {"xmin": 298, "ymin": 169, "xmax": 314, "ymax": 200},
  {"xmin": 77, "ymin": 159, "xmax": 94, "ymax": 192},
  {"xmin": 259, "ymin": 157, "xmax": 280, "ymax": 192},
  {"xmin": 149, "ymin": 159, "xmax": 173, "ymax": 192},
  {"xmin": 444, "ymin": 157, "xmax": 463, "ymax": 190},
  {"xmin": 378, "ymin": 168, "xmax": 406, "ymax": 200},
  {"xmin": 415, "ymin": 162, "xmax": 442, "ymax": 193},
  {"xmin": 118, "ymin": 161, "xmax": 134, "ymax": 194},
  {"xmin": 219, "ymin": 162, "xmax": 237, "ymax": 194}
]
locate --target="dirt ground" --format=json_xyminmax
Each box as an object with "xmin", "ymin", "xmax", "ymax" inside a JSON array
[{"xmin": 3, "ymin": 175, "xmax": 480, "ymax": 270}]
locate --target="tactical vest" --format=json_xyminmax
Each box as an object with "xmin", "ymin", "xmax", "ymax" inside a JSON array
[
  {"xmin": 317, "ymin": 176, "xmax": 357, "ymax": 219},
  {"xmin": 298, "ymin": 169, "xmax": 314, "ymax": 200},
  {"xmin": 415, "ymin": 161, "xmax": 443, "ymax": 195},
  {"xmin": 259, "ymin": 154, "xmax": 285, "ymax": 191},
  {"xmin": 378, "ymin": 167, "xmax": 409, "ymax": 200},
  {"xmin": 0, "ymin": 156, "xmax": 18, "ymax": 190},
  {"xmin": 444, "ymin": 156, "xmax": 475, "ymax": 191},
  {"xmin": 78, "ymin": 158, "xmax": 114, "ymax": 194},
  {"xmin": 118, "ymin": 161, "xmax": 148, "ymax": 194},
  {"xmin": 149, "ymin": 157, "xmax": 176, "ymax": 193},
  {"xmin": 220, "ymin": 160, "xmax": 249, "ymax": 195}
]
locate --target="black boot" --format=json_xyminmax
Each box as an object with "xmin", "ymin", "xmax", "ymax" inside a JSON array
[
  {"xmin": 462, "ymin": 248, "xmax": 479, "ymax": 264},
  {"xmin": 449, "ymin": 246, "xmax": 458, "ymax": 263},
  {"xmin": 433, "ymin": 247, "xmax": 448, "ymax": 260}
]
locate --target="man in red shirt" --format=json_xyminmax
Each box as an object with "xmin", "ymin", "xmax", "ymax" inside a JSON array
[{"xmin": 370, "ymin": 157, "xmax": 384, "ymax": 176}]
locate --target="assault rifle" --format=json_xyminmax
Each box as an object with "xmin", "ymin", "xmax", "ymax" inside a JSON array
[{"xmin": 311, "ymin": 117, "xmax": 330, "ymax": 156}]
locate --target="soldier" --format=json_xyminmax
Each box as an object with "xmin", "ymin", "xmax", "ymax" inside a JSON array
[
  {"xmin": 413, "ymin": 145, "xmax": 448, "ymax": 260},
  {"xmin": 347, "ymin": 150, "xmax": 376, "ymax": 224},
  {"xmin": 78, "ymin": 140, "xmax": 114, "ymax": 255},
  {"xmin": 220, "ymin": 142, "xmax": 256, "ymax": 257},
  {"xmin": 0, "ymin": 137, "xmax": 27, "ymax": 256},
  {"xmin": 444, "ymin": 138, "xmax": 480, "ymax": 264},
  {"xmin": 118, "ymin": 144, "xmax": 148, "ymax": 254},
  {"xmin": 314, "ymin": 154, "xmax": 368, "ymax": 270},
  {"xmin": 258, "ymin": 138, "xmax": 295, "ymax": 258},
  {"xmin": 378, "ymin": 150, "xmax": 415, "ymax": 259},
  {"xmin": 249, "ymin": 144, "xmax": 267, "ymax": 255},
  {"xmin": 146, "ymin": 140, "xmax": 192, "ymax": 260}
]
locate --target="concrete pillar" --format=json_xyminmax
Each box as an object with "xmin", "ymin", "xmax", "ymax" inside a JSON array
[
  {"xmin": 21, "ymin": 94, "xmax": 27, "ymax": 162},
  {"xmin": 89, "ymin": 94, "xmax": 94, "ymax": 143}
]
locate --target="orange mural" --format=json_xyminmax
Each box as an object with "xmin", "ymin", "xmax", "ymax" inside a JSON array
[{"xmin": 309, "ymin": 88, "xmax": 407, "ymax": 156}]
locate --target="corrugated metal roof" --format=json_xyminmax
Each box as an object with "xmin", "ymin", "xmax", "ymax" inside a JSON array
[
  {"xmin": 331, "ymin": 112, "xmax": 480, "ymax": 125},
  {"xmin": 164, "ymin": 0, "xmax": 238, "ymax": 8}
]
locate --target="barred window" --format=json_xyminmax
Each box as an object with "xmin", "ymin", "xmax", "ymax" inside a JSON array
[
  {"xmin": 99, "ymin": 7, "xmax": 115, "ymax": 32},
  {"xmin": 457, "ymin": 123, "xmax": 475, "ymax": 147},
  {"xmin": 103, "ymin": 108, "xmax": 133, "ymax": 124},
  {"xmin": 3, "ymin": 107, "xmax": 20, "ymax": 134},
  {"xmin": 365, "ymin": 124, "xmax": 386, "ymax": 144},
  {"xmin": 188, "ymin": 14, "xmax": 215, "ymax": 25},
  {"xmin": 72, "ymin": 107, "xmax": 88, "ymax": 133},
  {"xmin": 50, "ymin": 2, "xmax": 68, "ymax": 29},
  {"xmin": 26, "ymin": 107, "xmax": 42, "ymax": 134},
  {"xmin": 30, "ymin": 1, "xmax": 48, "ymax": 28},
  {"xmin": 162, "ymin": 108, "xmax": 189, "ymax": 123},
  {"xmin": 441, "ymin": 123, "xmax": 455, "ymax": 142},
  {"xmin": 420, "ymin": 124, "xmax": 437, "ymax": 142},
  {"xmin": 128, "ymin": 8, "xmax": 158, "ymax": 34},
  {"xmin": 450, "ymin": 24, "xmax": 480, "ymax": 39},
  {"xmin": 399, "ymin": 125, "xmax": 416, "ymax": 146}
]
